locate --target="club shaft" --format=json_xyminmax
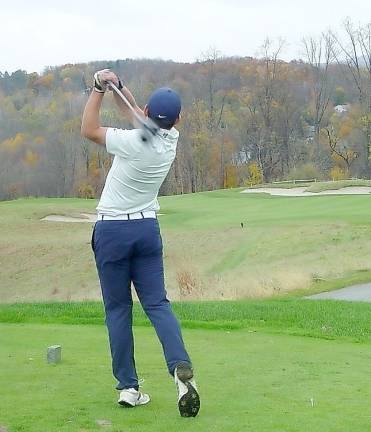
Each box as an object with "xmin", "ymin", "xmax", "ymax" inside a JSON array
[{"xmin": 108, "ymin": 81, "xmax": 147, "ymax": 127}]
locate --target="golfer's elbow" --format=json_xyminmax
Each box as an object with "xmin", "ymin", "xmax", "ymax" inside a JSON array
[
  {"xmin": 81, "ymin": 123, "xmax": 92, "ymax": 139},
  {"xmin": 81, "ymin": 122, "xmax": 96, "ymax": 140},
  {"xmin": 81, "ymin": 125, "xmax": 107, "ymax": 146}
]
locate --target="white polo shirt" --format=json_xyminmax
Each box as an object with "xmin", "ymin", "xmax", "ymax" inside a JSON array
[{"xmin": 96, "ymin": 127, "xmax": 178, "ymax": 216}]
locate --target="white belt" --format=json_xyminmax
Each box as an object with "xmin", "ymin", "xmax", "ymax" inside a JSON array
[{"xmin": 97, "ymin": 211, "xmax": 156, "ymax": 221}]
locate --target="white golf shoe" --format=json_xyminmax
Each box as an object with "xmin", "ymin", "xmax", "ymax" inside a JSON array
[
  {"xmin": 174, "ymin": 362, "xmax": 200, "ymax": 417},
  {"xmin": 118, "ymin": 388, "xmax": 150, "ymax": 407}
]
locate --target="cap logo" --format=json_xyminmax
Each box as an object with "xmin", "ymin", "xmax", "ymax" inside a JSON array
[{"xmin": 157, "ymin": 115, "xmax": 167, "ymax": 119}]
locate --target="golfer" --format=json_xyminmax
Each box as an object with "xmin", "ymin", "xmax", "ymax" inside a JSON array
[{"xmin": 81, "ymin": 69, "xmax": 200, "ymax": 418}]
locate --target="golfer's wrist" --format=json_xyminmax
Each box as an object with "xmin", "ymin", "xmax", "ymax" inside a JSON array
[
  {"xmin": 94, "ymin": 78, "xmax": 123, "ymax": 92},
  {"xmin": 93, "ymin": 72, "xmax": 105, "ymax": 93},
  {"xmin": 93, "ymin": 86, "xmax": 105, "ymax": 94}
]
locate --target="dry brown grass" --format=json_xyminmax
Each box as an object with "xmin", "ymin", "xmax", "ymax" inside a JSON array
[{"xmin": 1, "ymin": 196, "xmax": 371, "ymax": 302}]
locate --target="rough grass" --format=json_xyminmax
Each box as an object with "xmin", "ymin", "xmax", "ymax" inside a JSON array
[
  {"xmin": 2, "ymin": 323, "xmax": 371, "ymax": 432},
  {"xmin": 1, "ymin": 297, "xmax": 371, "ymax": 343},
  {"xmin": 1, "ymin": 192, "xmax": 371, "ymax": 302}
]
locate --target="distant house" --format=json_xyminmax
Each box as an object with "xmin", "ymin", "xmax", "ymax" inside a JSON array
[
  {"xmin": 334, "ymin": 104, "xmax": 349, "ymax": 114},
  {"xmin": 304, "ymin": 125, "xmax": 316, "ymax": 141}
]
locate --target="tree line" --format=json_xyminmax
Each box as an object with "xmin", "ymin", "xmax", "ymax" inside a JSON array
[{"xmin": 0, "ymin": 19, "xmax": 370, "ymax": 200}]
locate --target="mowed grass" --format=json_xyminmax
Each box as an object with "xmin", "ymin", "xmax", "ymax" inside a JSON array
[
  {"xmin": 2, "ymin": 323, "xmax": 371, "ymax": 432},
  {"xmin": 1, "ymin": 190, "xmax": 371, "ymax": 302}
]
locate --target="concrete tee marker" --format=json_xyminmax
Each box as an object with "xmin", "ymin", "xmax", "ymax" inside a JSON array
[{"xmin": 47, "ymin": 345, "xmax": 62, "ymax": 364}]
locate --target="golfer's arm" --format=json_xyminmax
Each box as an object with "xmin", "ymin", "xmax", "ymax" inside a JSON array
[
  {"xmin": 113, "ymin": 86, "xmax": 144, "ymax": 126},
  {"xmin": 81, "ymin": 90, "xmax": 108, "ymax": 145}
]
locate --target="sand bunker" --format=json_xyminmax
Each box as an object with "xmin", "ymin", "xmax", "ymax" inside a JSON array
[
  {"xmin": 41, "ymin": 213, "xmax": 97, "ymax": 223},
  {"xmin": 242, "ymin": 186, "xmax": 371, "ymax": 197}
]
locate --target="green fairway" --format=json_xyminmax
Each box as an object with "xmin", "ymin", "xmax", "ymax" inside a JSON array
[
  {"xmin": 1, "ymin": 190, "xmax": 371, "ymax": 302},
  {"xmin": 1, "ymin": 323, "xmax": 371, "ymax": 432}
]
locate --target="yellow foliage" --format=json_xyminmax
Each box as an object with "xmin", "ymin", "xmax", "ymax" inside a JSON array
[
  {"xmin": 23, "ymin": 150, "xmax": 40, "ymax": 167},
  {"xmin": 49, "ymin": 100, "xmax": 57, "ymax": 114},
  {"xmin": 88, "ymin": 155, "xmax": 101, "ymax": 178},
  {"xmin": 330, "ymin": 166, "xmax": 348, "ymax": 180},
  {"xmin": 1, "ymin": 133, "xmax": 27, "ymax": 152},
  {"xmin": 224, "ymin": 165, "xmax": 238, "ymax": 188},
  {"xmin": 246, "ymin": 162, "xmax": 263, "ymax": 185},
  {"xmin": 63, "ymin": 117, "xmax": 80, "ymax": 132}
]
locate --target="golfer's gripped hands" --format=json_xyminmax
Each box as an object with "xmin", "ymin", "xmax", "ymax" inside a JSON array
[{"xmin": 94, "ymin": 69, "xmax": 122, "ymax": 92}]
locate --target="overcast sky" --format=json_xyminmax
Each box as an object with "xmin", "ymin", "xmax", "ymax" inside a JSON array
[{"xmin": 1, "ymin": 0, "xmax": 370, "ymax": 73}]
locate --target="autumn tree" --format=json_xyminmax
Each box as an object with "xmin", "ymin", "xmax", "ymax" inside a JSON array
[{"xmin": 332, "ymin": 19, "xmax": 371, "ymax": 176}]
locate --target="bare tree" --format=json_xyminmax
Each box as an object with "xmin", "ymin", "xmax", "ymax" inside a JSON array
[
  {"xmin": 331, "ymin": 19, "xmax": 371, "ymax": 175},
  {"xmin": 322, "ymin": 125, "xmax": 358, "ymax": 172},
  {"xmin": 247, "ymin": 38, "xmax": 286, "ymax": 181},
  {"xmin": 303, "ymin": 32, "xmax": 335, "ymax": 164}
]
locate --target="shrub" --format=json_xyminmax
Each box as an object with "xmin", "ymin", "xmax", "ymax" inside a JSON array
[
  {"xmin": 330, "ymin": 166, "xmax": 348, "ymax": 181},
  {"xmin": 76, "ymin": 182, "xmax": 95, "ymax": 199},
  {"xmin": 287, "ymin": 163, "xmax": 322, "ymax": 181},
  {"xmin": 245, "ymin": 162, "xmax": 263, "ymax": 186},
  {"xmin": 176, "ymin": 270, "xmax": 199, "ymax": 299}
]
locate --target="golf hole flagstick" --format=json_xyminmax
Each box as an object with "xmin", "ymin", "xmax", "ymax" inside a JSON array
[{"xmin": 107, "ymin": 81, "xmax": 159, "ymax": 143}]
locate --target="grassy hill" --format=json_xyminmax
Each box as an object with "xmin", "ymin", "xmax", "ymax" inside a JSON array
[{"xmin": 1, "ymin": 189, "xmax": 371, "ymax": 302}]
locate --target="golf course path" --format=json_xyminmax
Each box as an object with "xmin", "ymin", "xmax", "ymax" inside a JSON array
[
  {"xmin": 306, "ymin": 283, "xmax": 371, "ymax": 302},
  {"xmin": 242, "ymin": 186, "xmax": 371, "ymax": 196}
]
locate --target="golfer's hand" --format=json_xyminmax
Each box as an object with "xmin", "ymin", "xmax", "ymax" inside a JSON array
[{"xmin": 94, "ymin": 69, "xmax": 122, "ymax": 93}]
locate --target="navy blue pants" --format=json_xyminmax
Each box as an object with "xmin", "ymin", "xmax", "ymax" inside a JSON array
[{"xmin": 92, "ymin": 218, "xmax": 191, "ymax": 390}]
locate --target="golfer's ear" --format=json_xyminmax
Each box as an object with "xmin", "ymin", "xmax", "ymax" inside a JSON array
[
  {"xmin": 144, "ymin": 105, "xmax": 149, "ymax": 116},
  {"xmin": 174, "ymin": 114, "xmax": 181, "ymax": 125}
]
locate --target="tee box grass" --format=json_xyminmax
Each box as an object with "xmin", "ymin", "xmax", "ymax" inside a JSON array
[{"xmin": 1, "ymin": 323, "xmax": 371, "ymax": 432}]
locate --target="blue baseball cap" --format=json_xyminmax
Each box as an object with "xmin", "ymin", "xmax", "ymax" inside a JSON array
[{"xmin": 147, "ymin": 87, "xmax": 181, "ymax": 127}]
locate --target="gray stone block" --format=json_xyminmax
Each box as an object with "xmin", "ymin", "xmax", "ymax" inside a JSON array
[{"xmin": 47, "ymin": 345, "xmax": 62, "ymax": 364}]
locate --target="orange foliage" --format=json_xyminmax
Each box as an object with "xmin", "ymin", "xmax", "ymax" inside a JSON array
[
  {"xmin": 35, "ymin": 73, "xmax": 54, "ymax": 88},
  {"xmin": 6, "ymin": 183, "xmax": 23, "ymax": 198},
  {"xmin": 33, "ymin": 136, "xmax": 46, "ymax": 145},
  {"xmin": 339, "ymin": 121, "xmax": 352, "ymax": 137},
  {"xmin": 77, "ymin": 182, "xmax": 95, "ymax": 199}
]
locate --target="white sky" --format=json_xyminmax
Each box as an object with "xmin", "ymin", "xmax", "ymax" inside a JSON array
[{"xmin": 1, "ymin": 0, "xmax": 370, "ymax": 73}]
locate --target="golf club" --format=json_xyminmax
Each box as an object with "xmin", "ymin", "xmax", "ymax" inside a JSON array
[{"xmin": 107, "ymin": 81, "xmax": 159, "ymax": 142}]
